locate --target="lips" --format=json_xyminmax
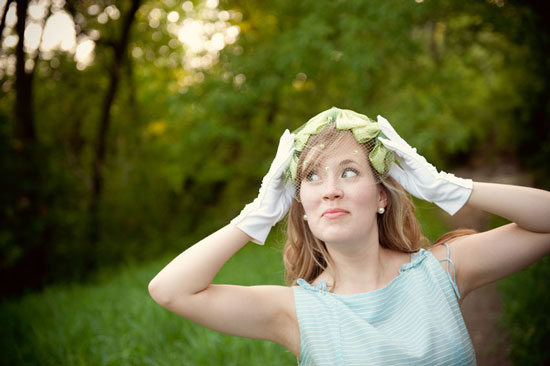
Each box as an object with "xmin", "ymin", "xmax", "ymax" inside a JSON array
[{"xmin": 322, "ymin": 208, "xmax": 349, "ymax": 219}]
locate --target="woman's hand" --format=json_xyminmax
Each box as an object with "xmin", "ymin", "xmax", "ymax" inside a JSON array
[
  {"xmin": 149, "ymin": 130, "xmax": 300, "ymax": 354},
  {"xmin": 231, "ymin": 129, "xmax": 295, "ymax": 244},
  {"xmin": 376, "ymin": 117, "xmax": 550, "ymax": 297},
  {"xmin": 377, "ymin": 116, "xmax": 472, "ymax": 215}
]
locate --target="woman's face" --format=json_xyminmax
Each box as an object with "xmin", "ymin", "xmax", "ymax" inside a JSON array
[{"xmin": 299, "ymin": 133, "xmax": 385, "ymax": 245}]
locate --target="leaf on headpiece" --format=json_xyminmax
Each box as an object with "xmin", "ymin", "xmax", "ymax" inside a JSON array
[
  {"xmin": 369, "ymin": 140, "xmax": 390, "ymax": 174},
  {"xmin": 350, "ymin": 124, "xmax": 380, "ymax": 143},
  {"xmin": 288, "ymin": 154, "xmax": 299, "ymax": 182},
  {"xmin": 294, "ymin": 113, "xmax": 330, "ymax": 151},
  {"xmin": 290, "ymin": 107, "xmax": 394, "ymax": 181},
  {"xmin": 335, "ymin": 109, "xmax": 371, "ymax": 129}
]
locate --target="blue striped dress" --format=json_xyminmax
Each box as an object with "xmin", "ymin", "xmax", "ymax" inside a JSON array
[{"xmin": 293, "ymin": 245, "xmax": 476, "ymax": 365}]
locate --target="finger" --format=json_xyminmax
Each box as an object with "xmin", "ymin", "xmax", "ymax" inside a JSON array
[
  {"xmin": 279, "ymin": 129, "xmax": 294, "ymax": 146},
  {"xmin": 387, "ymin": 163, "xmax": 409, "ymax": 186},
  {"xmin": 377, "ymin": 116, "xmax": 401, "ymax": 141},
  {"xmin": 377, "ymin": 116, "xmax": 410, "ymax": 148},
  {"xmin": 379, "ymin": 137, "xmax": 425, "ymax": 170},
  {"xmin": 376, "ymin": 116, "xmax": 397, "ymax": 138},
  {"xmin": 272, "ymin": 145, "xmax": 295, "ymax": 177},
  {"xmin": 284, "ymin": 183, "xmax": 296, "ymax": 198},
  {"xmin": 275, "ymin": 130, "xmax": 295, "ymax": 157},
  {"xmin": 378, "ymin": 137, "xmax": 412, "ymax": 157},
  {"xmin": 389, "ymin": 162, "xmax": 406, "ymax": 177}
]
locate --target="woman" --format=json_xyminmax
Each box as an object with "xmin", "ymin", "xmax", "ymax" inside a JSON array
[{"xmin": 149, "ymin": 107, "xmax": 550, "ymax": 365}]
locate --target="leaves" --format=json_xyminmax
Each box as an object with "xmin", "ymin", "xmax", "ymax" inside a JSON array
[{"xmin": 0, "ymin": 0, "xmax": 547, "ymax": 291}]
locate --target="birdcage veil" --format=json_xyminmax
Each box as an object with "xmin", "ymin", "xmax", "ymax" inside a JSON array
[{"xmin": 286, "ymin": 107, "xmax": 395, "ymax": 202}]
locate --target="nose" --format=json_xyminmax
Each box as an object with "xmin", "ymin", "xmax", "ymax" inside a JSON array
[{"xmin": 322, "ymin": 179, "xmax": 344, "ymax": 201}]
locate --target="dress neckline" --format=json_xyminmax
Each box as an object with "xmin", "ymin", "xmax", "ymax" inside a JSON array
[{"xmin": 297, "ymin": 248, "xmax": 430, "ymax": 297}]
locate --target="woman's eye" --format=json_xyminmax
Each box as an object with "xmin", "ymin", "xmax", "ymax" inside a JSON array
[
  {"xmin": 342, "ymin": 168, "xmax": 358, "ymax": 178},
  {"xmin": 306, "ymin": 171, "xmax": 320, "ymax": 182}
]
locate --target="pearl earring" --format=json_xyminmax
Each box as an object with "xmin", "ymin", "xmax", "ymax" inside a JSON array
[
  {"xmin": 378, "ymin": 207, "xmax": 385, "ymax": 214},
  {"xmin": 303, "ymin": 214, "xmax": 308, "ymax": 221}
]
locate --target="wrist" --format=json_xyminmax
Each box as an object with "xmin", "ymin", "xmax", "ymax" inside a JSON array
[
  {"xmin": 432, "ymin": 174, "xmax": 473, "ymax": 215},
  {"xmin": 230, "ymin": 204, "xmax": 274, "ymax": 245},
  {"xmin": 229, "ymin": 223, "xmax": 260, "ymax": 244}
]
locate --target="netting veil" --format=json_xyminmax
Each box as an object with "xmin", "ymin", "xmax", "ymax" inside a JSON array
[{"xmin": 285, "ymin": 107, "xmax": 395, "ymax": 202}]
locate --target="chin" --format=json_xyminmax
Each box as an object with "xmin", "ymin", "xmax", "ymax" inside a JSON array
[{"xmin": 314, "ymin": 230, "xmax": 358, "ymax": 245}]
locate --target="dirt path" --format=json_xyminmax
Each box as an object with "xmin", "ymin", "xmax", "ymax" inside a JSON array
[
  {"xmin": 450, "ymin": 203, "xmax": 512, "ymax": 365},
  {"xmin": 461, "ymin": 283, "xmax": 510, "ymax": 365}
]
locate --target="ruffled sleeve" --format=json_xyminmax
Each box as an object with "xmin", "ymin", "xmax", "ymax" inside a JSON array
[
  {"xmin": 297, "ymin": 278, "xmax": 327, "ymax": 293},
  {"xmin": 399, "ymin": 249, "xmax": 428, "ymax": 274}
]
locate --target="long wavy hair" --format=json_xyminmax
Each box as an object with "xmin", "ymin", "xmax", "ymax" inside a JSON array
[{"xmin": 283, "ymin": 128, "xmax": 473, "ymax": 286}]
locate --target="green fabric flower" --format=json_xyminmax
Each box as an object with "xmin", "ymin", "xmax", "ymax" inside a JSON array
[{"xmin": 288, "ymin": 107, "xmax": 394, "ymax": 182}]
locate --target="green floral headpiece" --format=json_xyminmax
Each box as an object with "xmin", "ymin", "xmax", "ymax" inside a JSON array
[{"xmin": 287, "ymin": 107, "xmax": 394, "ymax": 182}]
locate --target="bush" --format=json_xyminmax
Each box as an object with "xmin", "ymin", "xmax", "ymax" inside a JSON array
[{"xmin": 498, "ymin": 257, "xmax": 550, "ymax": 365}]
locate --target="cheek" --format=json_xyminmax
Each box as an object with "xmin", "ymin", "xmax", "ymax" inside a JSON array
[
  {"xmin": 351, "ymin": 184, "xmax": 379, "ymax": 208},
  {"xmin": 299, "ymin": 184, "xmax": 319, "ymax": 214}
]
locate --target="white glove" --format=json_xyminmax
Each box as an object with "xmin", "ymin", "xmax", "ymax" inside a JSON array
[
  {"xmin": 231, "ymin": 130, "xmax": 295, "ymax": 244},
  {"xmin": 377, "ymin": 116, "xmax": 473, "ymax": 215}
]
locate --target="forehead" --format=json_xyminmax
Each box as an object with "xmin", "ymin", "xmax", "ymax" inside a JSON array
[{"xmin": 301, "ymin": 131, "xmax": 368, "ymax": 166}]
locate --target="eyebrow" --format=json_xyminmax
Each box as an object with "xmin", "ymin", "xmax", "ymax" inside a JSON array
[
  {"xmin": 304, "ymin": 158, "xmax": 359, "ymax": 170},
  {"xmin": 302, "ymin": 158, "xmax": 319, "ymax": 174},
  {"xmin": 338, "ymin": 159, "xmax": 360, "ymax": 167},
  {"xmin": 301, "ymin": 157, "xmax": 360, "ymax": 176}
]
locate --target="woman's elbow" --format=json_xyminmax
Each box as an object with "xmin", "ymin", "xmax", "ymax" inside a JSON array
[
  {"xmin": 148, "ymin": 277, "xmax": 198, "ymax": 319},
  {"xmin": 148, "ymin": 277, "xmax": 173, "ymax": 307}
]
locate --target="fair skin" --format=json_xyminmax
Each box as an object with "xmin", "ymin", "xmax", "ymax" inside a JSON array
[
  {"xmin": 149, "ymin": 139, "xmax": 550, "ymax": 358},
  {"xmin": 298, "ymin": 133, "xmax": 400, "ymax": 295}
]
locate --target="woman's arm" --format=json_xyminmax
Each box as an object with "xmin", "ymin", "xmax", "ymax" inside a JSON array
[
  {"xmin": 148, "ymin": 131, "xmax": 300, "ymax": 356},
  {"xmin": 448, "ymin": 182, "xmax": 550, "ymax": 297},
  {"xmin": 466, "ymin": 182, "xmax": 550, "ymax": 233},
  {"xmin": 376, "ymin": 117, "xmax": 550, "ymax": 297},
  {"xmin": 149, "ymin": 224, "xmax": 249, "ymax": 305},
  {"xmin": 148, "ymin": 225, "xmax": 298, "ymax": 352}
]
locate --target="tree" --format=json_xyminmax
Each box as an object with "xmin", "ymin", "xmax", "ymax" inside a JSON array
[{"xmin": 88, "ymin": 0, "xmax": 142, "ymax": 267}]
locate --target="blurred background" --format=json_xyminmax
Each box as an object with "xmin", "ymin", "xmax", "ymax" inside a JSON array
[{"xmin": 1, "ymin": 0, "xmax": 548, "ymax": 365}]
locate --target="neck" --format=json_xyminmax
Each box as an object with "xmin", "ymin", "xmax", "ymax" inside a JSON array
[{"xmin": 321, "ymin": 234, "xmax": 400, "ymax": 294}]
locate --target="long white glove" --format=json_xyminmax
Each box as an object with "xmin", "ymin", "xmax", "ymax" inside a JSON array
[
  {"xmin": 377, "ymin": 116, "xmax": 473, "ymax": 216},
  {"xmin": 230, "ymin": 130, "xmax": 295, "ymax": 244}
]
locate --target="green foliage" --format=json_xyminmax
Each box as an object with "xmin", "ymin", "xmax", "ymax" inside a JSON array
[
  {"xmin": 0, "ymin": 238, "xmax": 296, "ymax": 366},
  {"xmin": 498, "ymin": 258, "xmax": 550, "ymax": 365},
  {"xmin": 1, "ymin": 0, "xmax": 548, "ymax": 360},
  {"xmin": 0, "ymin": 211, "xmax": 454, "ymax": 365},
  {"xmin": 412, "ymin": 198, "xmax": 451, "ymax": 244},
  {"xmin": 492, "ymin": 211, "xmax": 550, "ymax": 365},
  {"xmin": 1, "ymin": 0, "xmax": 548, "ymax": 296}
]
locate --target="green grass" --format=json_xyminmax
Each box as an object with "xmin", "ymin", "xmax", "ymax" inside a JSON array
[
  {"xmin": 0, "ymin": 211, "xmax": 451, "ymax": 366},
  {"xmin": 0, "ymin": 233, "xmax": 296, "ymax": 366}
]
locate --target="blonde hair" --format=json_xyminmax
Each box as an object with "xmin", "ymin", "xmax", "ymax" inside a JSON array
[
  {"xmin": 283, "ymin": 176, "xmax": 429, "ymax": 286},
  {"xmin": 283, "ymin": 125, "xmax": 432, "ymax": 286},
  {"xmin": 282, "ymin": 126, "xmax": 474, "ymax": 287}
]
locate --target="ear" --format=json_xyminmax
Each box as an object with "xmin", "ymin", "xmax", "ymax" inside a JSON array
[{"xmin": 378, "ymin": 186, "xmax": 388, "ymax": 208}]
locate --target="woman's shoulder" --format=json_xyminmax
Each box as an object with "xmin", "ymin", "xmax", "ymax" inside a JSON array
[
  {"xmin": 234, "ymin": 284, "xmax": 296, "ymax": 313},
  {"xmin": 253, "ymin": 284, "xmax": 295, "ymax": 298},
  {"xmin": 426, "ymin": 240, "xmax": 468, "ymax": 286},
  {"xmin": 428, "ymin": 243, "xmax": 447, "ymax": 261}
]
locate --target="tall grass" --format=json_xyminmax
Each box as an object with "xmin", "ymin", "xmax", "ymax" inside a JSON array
[
  {"xmin": 0, "ymin": 207, "xmax": 450, "ymax": 366},
  {"xmin": 0, "ymin": 232, "xmax": 296, "ymax": 366}
]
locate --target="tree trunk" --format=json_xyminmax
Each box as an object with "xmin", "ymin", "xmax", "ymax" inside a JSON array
[
  {"xmin": 88, "ymin": 0, "xmax": 142, "ymax": 263},
  {"xmin": 14, "ymin": 0, "xmax": 35, "ymax": 144},
  {"xmin": 0, "ymin": 0, "xmax": 14, "ymax": 50},
  {"xmin": 4, "ymin": 0, "xmax": 48, "ymax": 296}
]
